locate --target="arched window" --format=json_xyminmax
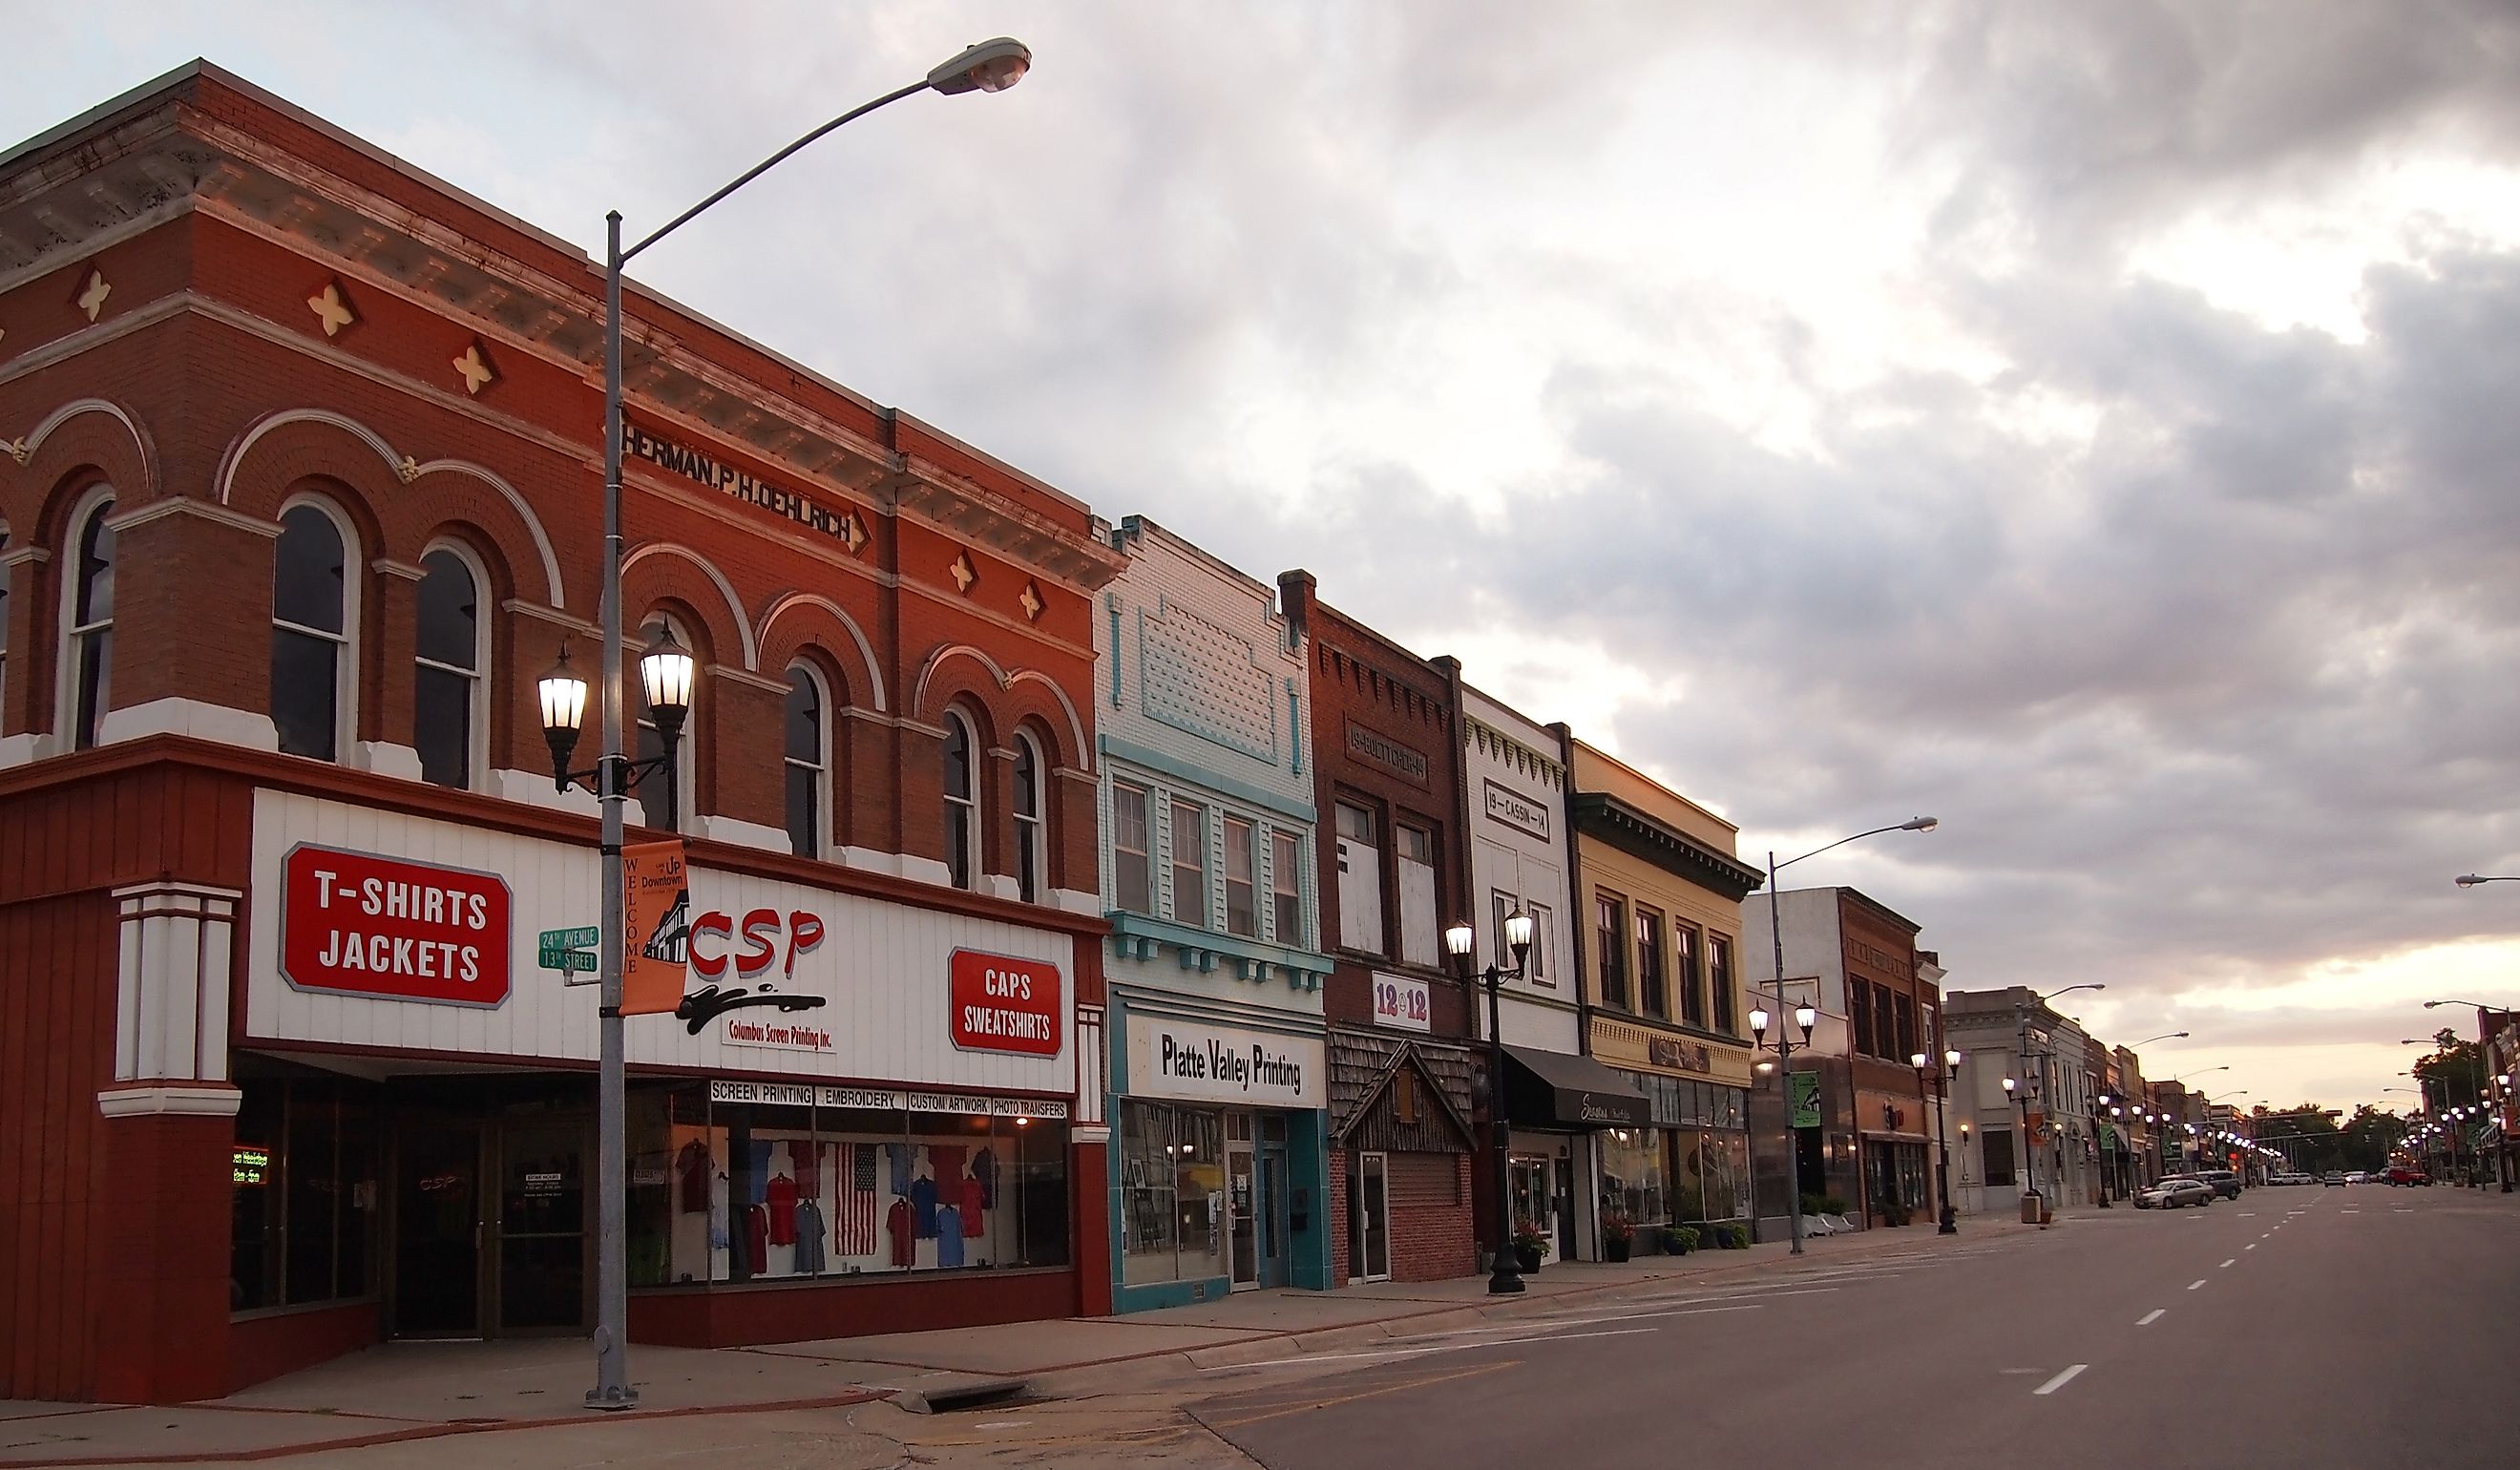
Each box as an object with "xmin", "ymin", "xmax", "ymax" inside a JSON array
[
  {"xmin": 270, "ymin": 500, "xmax": 355, "ymax": 762},
  {"xmin": 632, "ymin": 611, "xmax": 696, "ymax": 830},
  {"xmin": 0, "ymin": 523, "xmax": 12, "ymax": 716},
  {"xmin": 942, "ymin": 707, "xmax": 980, "ymax": 891},
  {"xmin": 413, "ymin": 545, "xmax": 485, "ymax": 788},
  {"xmin": 1013, "ymin": 731, "xmax": 1045, "ymax": 904},
  {"xmin": 784, "ymin": 663, "xmax": 829, "ymax": 858},
  {"xmin": 65, "ymin": 494, "xmax": 116, "ymax": 750}
]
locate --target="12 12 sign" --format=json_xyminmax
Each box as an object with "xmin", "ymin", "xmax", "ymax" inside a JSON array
[{"xmin": 1373, "ymin": 973, "xmax": 1432, "ymax": 1033}]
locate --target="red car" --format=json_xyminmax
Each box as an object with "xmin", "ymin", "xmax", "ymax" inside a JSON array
[{"xmin": 2384, "ymin": 1166, "xmax": 2431, "ymax": 1186}]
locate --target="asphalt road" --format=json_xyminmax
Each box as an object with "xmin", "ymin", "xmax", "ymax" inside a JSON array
[{"xmin": 1192, "ymin": 1185, "xmax": 2520, "ymax": 1470}]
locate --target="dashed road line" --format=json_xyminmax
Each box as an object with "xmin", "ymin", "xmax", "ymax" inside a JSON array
[
  {"xmin": 2245, "ymin": 1244, "xmax": 2257, "ymax": 1250},
  {"xmin": 2033, "ymin": 1364, "xmax": 2090, "ymax": 1396},
  {"xmin": 2220, "ymin": 1258, "xmax": 2236, "ymax": 1268},
  {"xmin": 2138, "ymin": 1309, "xmax": 2166, "ymax": 1326},
  {"xmin": 2188, "ymin": 1279, "xmax": 2208, "ymax": 1291}
]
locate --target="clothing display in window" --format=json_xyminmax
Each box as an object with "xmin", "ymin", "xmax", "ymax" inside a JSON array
[
  {"xmin": 960, "ymin": 1172, "xmax": 986, "ymax": 1236},
  {"xmin": 745, "ymin": 1141, "xmax": 773, "ymax": 1206},
  {"xmin": 766, "ymin": 1173, "xmax": 798, "ymax": 1245},
  {"xmin": 971, "ymin": 1145, "xmax": 997, "ymax": 1208},
  {"xmin": 792, "ymin": 1199, "xmax": 827, "ymax": 1275},
  {"xmin": 676, "ymin": 1140, "xmax": 712, "ymax": 1213},
  {"xmin": 885, "ymin": 1143, "xmax": 912, "ymax": 1196},
  {"xmin": 744, "ymin": 1203, "xmax": 768, "ymax": 1275},
  {"xmin": 886, "ymin": 1197, "xmax": 914, "ymax": 1269},
  {"xmin": 910, "ymin": 1172, "xmax": 939, "ymax": 1238},
  {"xmin": 930, "ymin": 1144, "xmax": 966, "ymax": 1184},
  {"xmin": 708, "ymin": 1185, "xmax": 728, "ymax": 1250},
  {"xmin": 935, "ymin": 1206, "xmax": 963, "ymax": 1267},
  {"xmin": 793, "ymin": 1143, "xmax": 821, "ymax": 1199}
]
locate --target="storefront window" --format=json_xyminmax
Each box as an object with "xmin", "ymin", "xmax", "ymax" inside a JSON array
[
  {"xmin": 1120, "ymin": 1100, "xmax": 1228, "ymax": 1287},
  {"xmin": 1599, "ymin": 1126, "xmax": 1667, "ymax": 1228},
  {"xmin": 231, "ymin": 1075, "xmax": 380, "ymax": 1313},
  {"xmin": 627, "ymin": 1083, "xmax": 1070, "ymax": 1289}
]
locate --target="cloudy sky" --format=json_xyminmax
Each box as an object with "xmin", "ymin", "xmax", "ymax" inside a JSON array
[{"xmin": 15, "ymin": 2, "xmax": 2520, "ymax": 1111}]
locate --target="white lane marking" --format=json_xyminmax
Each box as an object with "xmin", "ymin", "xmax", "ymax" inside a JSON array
[
  {"xmin": 2395, "ymin": 1208, "xmax": 2414, "ymax": 1213},
  {"xmin": 2237, "ymin": 1212, "xmax": 2257, "ymax": 1217},
  {"xmin": 2342, "ymin": 1209, "xmax": 2360, "ymax": 1214},
  {"xmin": 1544, "ymin": 1304, "xmax": 1766, "ymax": 1327},
  {"xmin": 973, "ymin": 1420, "xmax": 1031, "ymax": 1430},
  {"xmin": 2220, "ymin": 1258, "xmax": 2236, "ymax": 1268},
  {"xmin": 2034, "ymin": 1364, "xmax": 2090, "ymax": 1396},
  {"xmin": 2188, "ymin": 1279, "xmax": 2208, "ymax": 1291},
  {"xmin": 2138, "ymin": 1309, "xmax": 2166, "ymax": 1326},
  {"xmin": 2245, "ymin": 1244, "xmax": 2257, "ymax": 1250},
  {"xmin": 1235, "ymin": 1325, "xmax": 1663, "ymax": 1367}
]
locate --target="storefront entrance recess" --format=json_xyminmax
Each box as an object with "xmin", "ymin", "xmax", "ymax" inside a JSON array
[{"xmin": 391, "ymin": 1108, "xmax": 589, "ymax": 1338}]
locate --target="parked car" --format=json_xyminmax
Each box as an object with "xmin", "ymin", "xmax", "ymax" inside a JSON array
[
  {"xmin": 2198, "ymin": 1168, "xmax": 2243, "ymax": 1199},
  {"xmin": 2323, "ymin": 1170, "xmax": 2345, "ymax": 1186},
  {"xmin": 2137, "ymin": 1177, "xmax": 2216, "ymax": 1209},
  {"xmin": 2384, "ymin": 1165, "xmax": 2431, "ymax": 1186},
  {"xmin": 2345, "ymin": 1170, "xmax": 2368, "ymax": 1184}
]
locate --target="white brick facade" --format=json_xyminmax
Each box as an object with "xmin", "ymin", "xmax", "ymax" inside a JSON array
[{"xmin": 1460, "ymin": 686, "xmax": 1581, "ymax": 1053}]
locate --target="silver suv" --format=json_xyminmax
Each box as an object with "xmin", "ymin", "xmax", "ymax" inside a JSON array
[{"xmin": 2198, "ymin": 1168, "xmax": 2242, "ymax": 1199}]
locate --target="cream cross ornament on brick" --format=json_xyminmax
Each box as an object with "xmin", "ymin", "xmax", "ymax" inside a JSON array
[
  {"xmin": 1018, "ymin": 580, "xmax": 1044, "ymax": 621},
  {"xmin": 308, "ymin": 282, "xmax": 356, "ymax": 337},
  {"xmin": 76, "ymin": 269, "xmax": 111, "ymax": 323},
  {"xmin": 453, "ymin": 342, "xmax": 495, "ymax": 394},
  {"xmin": 840, "ymin": 513, "xmax": 868, "ymax": 555},
  {"xmin": 950, "ymin": 551, "xmax": 977, "ymax": 593}
]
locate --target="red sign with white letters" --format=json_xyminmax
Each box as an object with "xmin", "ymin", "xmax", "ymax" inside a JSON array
[
  {"xmin": 281, "ymin": 844, "xmax": 513, "ymax": 1006},
  {"xmin": 948, "ymin": 950, "xmax": 1062, "ymax": 1056}
]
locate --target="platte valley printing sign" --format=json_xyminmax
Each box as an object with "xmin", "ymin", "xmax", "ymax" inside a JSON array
[{"xmin": 1125, "ymin": 1014, "xmax": 1324, "ymax": 1109}]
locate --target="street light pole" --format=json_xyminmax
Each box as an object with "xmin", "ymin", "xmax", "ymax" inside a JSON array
[
  {"xmin": 1915, "ymin": 1048, "xmax": 1960, "ymax": 1233},
  {"xmin": 568, "ymin": 38, "xmax": 1032, "ymax": 1411},
  {"xmin": 1754, "ymin": 817, "xmax": 1937, "ymax": 1255},
  {"xmin": 1448, "ymin": 913, "xmax": 1537, "ymax": 1293}
]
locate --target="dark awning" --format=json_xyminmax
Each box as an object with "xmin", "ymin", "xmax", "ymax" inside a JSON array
[{"xmin": 1502, "ymin": 1045, "xmax": 1650, "ymax": 1129}]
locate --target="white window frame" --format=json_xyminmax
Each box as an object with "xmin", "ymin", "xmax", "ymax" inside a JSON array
[
  {"xmin": 412, "ymin": 539, "xmax": 490, "ymax": 791},
  {"xmin": 633, "ymin": 610, "xmax": 699, "ymax": 831},
  {"xmin": 270, "ymin": 494, "xmax": 360, "ymax": 765},
  {"xmin": 941, "ymin": 705, "xmax": 982, "ymax": 891},
  {"xmin": 1013, "ymin": 730, "xmax": 1046, "ymax": 903},
  {"xmin": 56, "ymin": 487, "xmax": 118, "ymax": 751},
  {"xmin": 1169, "ymin": 797, "xmax": 1209, "ymax": 929},
  {"xmin": 1270, "ymin": 828, "xmax": 1304, "ymax": 947},
  {"xmin": 782, "ymin": 661, "xmax": 832, "ymax": 858},
  {"xmin": 1112, "ymin": 779, "xmax": 1153, "ymax": 914},
  {"xmin": 1223, "ymin": 813, "xmax": 1257, "ymax": 938}
]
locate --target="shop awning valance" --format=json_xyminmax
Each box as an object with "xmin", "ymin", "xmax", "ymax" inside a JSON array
[{"xmin": 1502, "ymin": 1045, "xmax": 1650, "ymax": 1129}]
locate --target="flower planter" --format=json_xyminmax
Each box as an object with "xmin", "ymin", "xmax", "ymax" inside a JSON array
[
  {"xmin": 1603, "ymin": 1235, "xmax": 1632, "ymax": 1263},
  {"xmin": 1515, "ymin": 1243, "xmax": 1545, "ymax": 1273}
]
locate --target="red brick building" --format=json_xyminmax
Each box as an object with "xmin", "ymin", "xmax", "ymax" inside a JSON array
[
  {"xmin": 0, "ymin": 62, "xmax": 1123, "ymax": 1402},
  {"xmin": 1275, "ymin": 573, "xmax": 1479, "ymax": 1284}
]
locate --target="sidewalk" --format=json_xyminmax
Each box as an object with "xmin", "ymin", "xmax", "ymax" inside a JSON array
[{"xmin": 0, "ymin": 1218, "xmax": 2002, "ymax": 1467}]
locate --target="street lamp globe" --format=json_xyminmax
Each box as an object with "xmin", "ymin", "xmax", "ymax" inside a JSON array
[
  {"xmin": 637, "ymin": 626, "xmax": 696, "ymax": 737},
  {"xmin": 1443, "ymin": 921, "xmax": 1475, "ymax": 958},
  {"xmin": 1503, "ymin": 910, "xmax": 1536, "ymax": 956},
  {"xmin": 1911, "ymin": 1051, "xmax": 1929, "ymax": 1070},
  {"xmin": 2002, "ymin": 1077, "xmax": 2017, "ymax": 1095},
  {"xmin": 1749, "ymin": 1007, "xmax": 1771, "ymax": 1041},
  {"xmin": 928, "ymin": 37, "xmax": 1032, "ymax": 94},
  {"xmin": 538, "ymin": 643, "xmax": 592, "ymax": 785},
  {"xmin": 1945, "ymin": 1048, "xmax": 1963, "ymax": 1069},
  {"xmin": 1794, "ymin": 1003, "xmax": 1817, "ymax": 1039}
]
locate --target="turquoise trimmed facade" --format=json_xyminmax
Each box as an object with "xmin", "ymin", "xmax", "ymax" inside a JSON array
[{"xmin": 1095, "ymin": 516, "xmax": 1334, "ymax": 1312}]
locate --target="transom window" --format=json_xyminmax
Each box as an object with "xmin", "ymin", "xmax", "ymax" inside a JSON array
[
  {"xmin": 1112, "ymin": 782, "xmax": 1152, "ymax": 914},
  {"xmin": 942, "ymin": 708, "xmax": 980, "ymax": 891},
  {"xmin": 271, "ymin": 501, "xmax": 352, "ymax": 763},
  {"xmin": 413, "ymin": 547, "xmax": 482, "ymax": 789}
]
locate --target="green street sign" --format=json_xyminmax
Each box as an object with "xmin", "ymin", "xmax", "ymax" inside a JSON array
[
  {"xmin": 1789, "ymin": 1070, "xmax": 1823, "ymax": 1129},
  {"xmin": 539, "ymin": 948, "xmax": 598, "ymax": 974},
  {"xmin": 540, "ymin": 926, "xmax": 600, "ymax": 951}
]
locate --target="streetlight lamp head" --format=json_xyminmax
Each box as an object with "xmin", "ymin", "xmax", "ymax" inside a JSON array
[
  {"xmin": 538, "ymin": 642, "xmax": 590, "ymax": 789},
  {"xmin": 1503, "ymin": 909, "xmax": 1536, "ymax": 962},
  {"xmin": 2455, "ymin": 874, "xmax": 2482, "ymax": 889},
  {"xmin": 929, "ymin": 37, "xmax": 1031, "ymax": 94},
  {"xmin": 1901, "ymin": 816, "xmax": 1940, "ymax": 832},
  {"xmin": 2002, "ymin": 1076, "xmax": 2017, "ymax": 1094},
  {"xmin": 1911, "ymin": 1051, "xmax": 1929, "ymax": 1070},
  {"xmin": 1794, "ymin": 1003, "xmax": 1817, "ymax": 1040},
  {"xmin": 638, "ymin": 626, "xmax": 695, "ymax": 738},
  {"xmin": 1443, "ymin": 921, "xmax": 1476, "ymax": 960},
  {"xmin": 1946, "ymin": 1048, "xmax": 1963, "ymax": 1069},
  {"xmin": 1749, "ymin": 1007, "xmax": 1771, "ymax": 1042}
]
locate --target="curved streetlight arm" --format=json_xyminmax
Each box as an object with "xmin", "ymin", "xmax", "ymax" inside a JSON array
[
  {"xmin": 623, "ymin": 79, "xmax": 932, "ymax": 264},
  {"xmin": 2132, "ymin": 1032, "xmax": 2189, "ymax": 1047},
  {"xmin": 1774, "ymin": 818, "xmax": 1938, "ymax": 874},
  {"xmin": 2454, "ymin": 875, "xmax": 2517, "ymax": 888}
]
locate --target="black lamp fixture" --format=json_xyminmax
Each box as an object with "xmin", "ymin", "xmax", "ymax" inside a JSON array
[
  {"xmin": 1911, "ymin": 1046, "xmax": 1962, "ymax": 1232},
  {"xmin": 1446, "ymin": 910, "xmax": 1538, "ymax": 1294},
  {"xmin": 540, "ymin": 631, "xmax": 697, "ymax": 823}
]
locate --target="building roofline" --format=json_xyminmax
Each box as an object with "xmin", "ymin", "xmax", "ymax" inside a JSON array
[
  {"xmin": 1109, "ymin": 514, "xmax": 1284, "ymax": 604},
  {"xmin": 1567, "ymin": 736, "xmax": 1737, "ymax": 837}
]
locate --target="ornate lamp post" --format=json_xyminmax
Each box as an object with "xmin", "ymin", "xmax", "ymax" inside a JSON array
[
  {"xmin": 558, "ymin": 36, "xmax": 1031, "ymax": 1412},
  {"xmin": 1912, "ymin": 1047, "xmax": 1961, "ymax": 1233},
  {"xmin": 1448, "ymin": 911, "xmax": 1538, "ymax": 1294}
]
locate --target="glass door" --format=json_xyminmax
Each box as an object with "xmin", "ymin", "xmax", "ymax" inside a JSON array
[
  {"xmin": 494, "ymin": 1120, "xmax": 589, "ymax": 1333},
  {"xmin": 1228, "ymin": 1143, "xmax": 1258, "ymax": 1288},
  {"xmin": 1351, "ymin": 1151, "xmax": 1391, "ymax": 1281},
  {"xmin": 1258, "ymin": 1145, "xmax": 1288, "ymax": 1287},
  {"xmin": 393, "ymin": 1122, "xmax": 481, "ymax": 1336}
]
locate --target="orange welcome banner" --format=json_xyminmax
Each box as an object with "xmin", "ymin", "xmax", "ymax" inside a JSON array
[{"xmin": 621, "ymin": 840, "xmax": 690, "ymax": 1017}]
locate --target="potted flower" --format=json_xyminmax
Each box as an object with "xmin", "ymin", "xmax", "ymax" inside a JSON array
[
  {"xmin": 1601, "ymin": 1212, "xmax": 1634, "ymax": 1263},
  {"xmin": 1664, "ymin": 1225, "xmax": 1701, "ymax": 1255},
  {"xmin": 1511, "ymin": 1219, "xmax": 1548, "ymax": 1273}
]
